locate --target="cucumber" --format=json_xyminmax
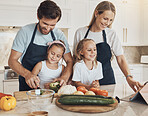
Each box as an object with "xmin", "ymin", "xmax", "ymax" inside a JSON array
[
  {"xmin": 58, "ymin": 97, "xmax": 115, "ymax": 105},
  {"xmin": 60, "ymin": 94, "xmax": 113, "ymax": 99}
]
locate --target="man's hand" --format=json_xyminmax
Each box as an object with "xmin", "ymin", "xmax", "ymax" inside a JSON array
[{"xmin": 25, "ymin": 73, "xmax": 40, "ymax": 89}]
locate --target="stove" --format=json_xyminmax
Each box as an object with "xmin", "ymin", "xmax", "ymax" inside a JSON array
[{"xmin": 4, "ymin": 66, "xmax": 19, "ymax": 80}]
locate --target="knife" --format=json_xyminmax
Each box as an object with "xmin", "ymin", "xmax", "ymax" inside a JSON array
[{"xmin": 51, "ymin": 94, "xmax": 54, "ymax": 103}]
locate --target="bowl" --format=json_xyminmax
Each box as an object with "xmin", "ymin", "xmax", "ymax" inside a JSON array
[{"xmin": 26, "ymin": 89, "xmax": 55, "ymax": 110}]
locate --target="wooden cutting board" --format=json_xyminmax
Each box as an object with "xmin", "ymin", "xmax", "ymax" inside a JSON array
[
  {"xmin": 14, "ymin": 91, "xmax": 28, "ymax": 101},
  {"xmin": 55, "ymin": 98, "xmax": 118, "ymax": 113},
  {"xmin": 14, "ymin": 91, "xmax": 58, "ymax": 101}
]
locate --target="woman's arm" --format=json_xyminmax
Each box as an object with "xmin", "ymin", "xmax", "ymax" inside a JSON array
[{"xmin": 116, "ymin": 55, "xmax": 143, "ymax": 92}]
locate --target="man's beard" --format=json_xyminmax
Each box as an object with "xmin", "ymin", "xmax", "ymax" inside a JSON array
[{"xmin": 38, "ymin": 24, "xmax": 51, "ymax": 35}]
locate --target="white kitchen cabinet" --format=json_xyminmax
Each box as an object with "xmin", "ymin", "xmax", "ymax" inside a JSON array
[
  {"xmin": 142, "ymin": 0, "xmax": 148, "ymax": 45},
  {"xmin": 68, "ymin": 0, "xmax": 89, "ymax": 46},
  {"xmin": 113, "ymin": 64, "xmax": 143, "ymax": 84},
  {"xmin": 56, "ymin": 9, "xmax": 71, "ymax": 28},
  {"xmin": 113, "ymin": 66, "xmax": 126, "ymax": 84},
  {"xmin": 0, "ymin": 71, "xmax": 4, "ymax": 92},
  {"xmin": 129, "ymin": 65, "xmax": 143, "ymax": 82},
  {"xmin": 143, "ymin": 65, "xmax": 148, "ymax": 82},
  {"xmin": 3, "ymin": 80, "xmax": 19, "ymax": 95},
  {"xmin": 0, "ymin": 5, "xmax": 37, "ymax": 26},
  {"xmin": 53, "ymin": 0, "xmax": 71, "ymax": 9},
  {"xmin": 112, "ymin": 0, "xmax": 141, "ymax": 46},
  {"xmin": 0, "ymin": 0, "xmax": 71, "ymax": 28}
]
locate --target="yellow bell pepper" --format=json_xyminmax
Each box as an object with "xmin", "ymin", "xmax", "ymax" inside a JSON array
[{"xmin": 0, "ymin": 96, "xmax": 16, "ymax": 111}]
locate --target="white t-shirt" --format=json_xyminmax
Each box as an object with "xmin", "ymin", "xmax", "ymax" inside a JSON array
[
  {"xmin": 38, "ymin": 60, "xmax": 63, "ymax": 88},
  {"xmin": 73, "ymin": 26, "xmax": 123, "ymax": 56},
  {"xmin": 72, "ymin": 60, "xmax": 103, "ymax": 85}
]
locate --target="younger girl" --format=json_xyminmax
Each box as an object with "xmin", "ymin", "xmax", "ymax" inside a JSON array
[
  {"xmin": 32, "ymin": 40, "xmax": 66, "ymax": 89},
  {"xmin": 72, "ymin": 39, "xmax": 103, "ymax": 89}
]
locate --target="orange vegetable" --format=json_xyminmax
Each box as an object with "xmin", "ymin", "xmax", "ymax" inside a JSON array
[
  {"xmin": 77, "ymin": 86, "xmax": 86, "ymax": 90},
  {"xmin": 96, "ymin": 90, "xmax": 108, "ymax": 96},
  {"xmin": 89, "ymin": 87, "xmax": 99, "ymax": 94},
  {"xmin": 77, "ymin": 86, "xmax": 88, "ymax": 94}
]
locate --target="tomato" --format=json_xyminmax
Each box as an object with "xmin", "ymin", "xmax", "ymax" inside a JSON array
[
  {"xmin": 89, "ymin": 88, "xmax": 99, "ymax": 94},
  {"xmin": 77, "ymin": 86, "xmax": 88, "ymax": 94},
  {"xmin": 77, "ymin": 86, "xmax": 86, "ymax": 91},
  {"xmin": 96, "ymin": 90, "xmax": 108, "ymax": 96}
]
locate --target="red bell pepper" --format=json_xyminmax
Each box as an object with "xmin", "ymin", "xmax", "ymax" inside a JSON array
[{"xmin": 0, "ymin": 93, "xmax": 12, "ymax": 99}]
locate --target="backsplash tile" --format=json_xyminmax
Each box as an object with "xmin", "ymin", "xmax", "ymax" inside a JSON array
[
  {"xmin": 112, "ymin": 46, "xmax": 148, "ymax": 65},
  {"xmin": 123, "ymin": 46, "xmax": 141, "ymax": 64},
  {"xmin": 0, "ymin": 28, "xmax": 19, "ymax": 67}
]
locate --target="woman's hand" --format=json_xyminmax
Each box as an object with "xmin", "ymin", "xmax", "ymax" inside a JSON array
[
  {"xmin": 126, "ymin": 77, "xmax": 143, "ymax": 92},
  {"xmin": 25, "ymin": 72, "xmax": 40, "ymax": 89}
]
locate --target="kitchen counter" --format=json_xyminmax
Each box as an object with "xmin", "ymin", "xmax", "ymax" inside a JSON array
[{"xmin": 0, "ymin": 84, "xmax": 147, "ymax": 116}]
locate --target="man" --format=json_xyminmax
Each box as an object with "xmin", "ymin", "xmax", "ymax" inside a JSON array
[{"xmin": 8, "ymin": 0, "xmax": 73, "ymax": 91}]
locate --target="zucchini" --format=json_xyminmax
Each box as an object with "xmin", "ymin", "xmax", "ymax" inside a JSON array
[
  {"xmin": 58, "ymin": 97, "xmax": 115, "ymax": 105},
  {"xmin": 60, "ymin": 94, "xmax": 113, "ymax": 99}
]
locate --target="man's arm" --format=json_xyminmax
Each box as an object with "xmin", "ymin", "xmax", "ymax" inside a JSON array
[{"xmin": 8, "ymin": 49, "xmax": 39, "ymax": 88}]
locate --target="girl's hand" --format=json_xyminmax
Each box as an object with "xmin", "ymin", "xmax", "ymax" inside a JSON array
[
  {"xmin": 91, "ymin": 80, "xmax": 100, "ymax": 88},
  {"xmin": 53, "ymin": 78, "xmax": 66, "ymax": 86},
  {"xmin": 44, "ymin": 83, "xmax": 50, "ymax": 89},
  {"xmin": 126, "ymin": 77, "xmax": 143, "ymax": 92}
]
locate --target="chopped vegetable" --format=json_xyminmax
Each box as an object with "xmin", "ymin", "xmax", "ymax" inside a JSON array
[{"xmin": 49, "ymin": 81, "xmax": 61, "ymax": 93}]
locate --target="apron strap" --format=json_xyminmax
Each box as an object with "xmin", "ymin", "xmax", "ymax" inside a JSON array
[
  {"xmin": 31, "ymin": 23, "xmax": 38, "ymax": 43},
  {"xmin": 31, "ymin": 23, "xmax": 56, "ymax": 43},
  {"xmin": 84, "ymin": 25, "xmax": 107, "ymax": 43},
  {"xmin": 51, "ymin": 30, "xmax": 56, "ymax": 41},
  {"xmin": 102, "ymin": 30, "xmax": 107, "ymax": 43},
  {"xmin": 84, "ymin": 25, "xmax": 92, "ymax": 39}
]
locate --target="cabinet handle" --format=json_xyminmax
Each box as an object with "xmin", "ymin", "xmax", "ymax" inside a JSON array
[
  {"xmin": 123, "ymin": 28, "xmax": 125, "ymax": 42},
  {"xmin": 126, "ymin": 28, "xmax": 127, "ymax": 42}
]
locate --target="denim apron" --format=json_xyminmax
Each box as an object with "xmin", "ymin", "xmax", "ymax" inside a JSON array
[
  {"xmin": 84, "ymin": 26, "xmax": 115, "ymax": 85},
  {"xmin": 19, "ymin": 23, "xmax": 56, "ymax": 91}
]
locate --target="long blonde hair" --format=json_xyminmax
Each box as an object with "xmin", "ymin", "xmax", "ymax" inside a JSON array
[
  {"xmin": 75, "ymin": 39, "xmax": 98, "ymax": 68},
  {"xmin": 89, "ymin": 1, "xmax": 116, "ymax": 28}
]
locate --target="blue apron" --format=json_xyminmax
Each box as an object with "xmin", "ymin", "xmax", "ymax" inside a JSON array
[
  {"xmin": 84, "ymin": 26, "xmax": 115, "ymax": 85},
  {"xmin": 19, "ymin": 23, "xmax": 56, "ymax": 91}
]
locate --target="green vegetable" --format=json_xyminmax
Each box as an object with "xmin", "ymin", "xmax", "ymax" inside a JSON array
[
  {"xmin": 60, "ymin": 94, "xmax": 113, "ymax": 99},
  {"xmin": 40, "ymin": 90, "xmax": 45, "ymax": 95},
  {"xmin": 49, "ymin": 81, "xmax": 61, "ymax": 93},
  {"xmin": 58, "ymin": 95, "xmax": 115, "ymax": 105}
]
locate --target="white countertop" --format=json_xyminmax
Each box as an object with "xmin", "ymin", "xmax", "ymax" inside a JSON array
[{"xmin": 0, "ymin": 84, "xmax": 147, "ymax": 116}]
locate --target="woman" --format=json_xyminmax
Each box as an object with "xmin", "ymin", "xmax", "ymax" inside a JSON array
[{"xmin": 73, "ymin": 1, "xmax": 143, "ymax": 92}]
